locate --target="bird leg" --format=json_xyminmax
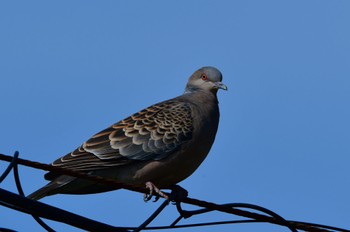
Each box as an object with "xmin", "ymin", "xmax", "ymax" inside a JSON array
[{"xmin": 144, "ymin": 181, "xmax": 169, "ymax": 202}]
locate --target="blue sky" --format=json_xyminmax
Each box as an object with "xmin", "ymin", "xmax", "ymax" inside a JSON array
[{"xmin": 1, "ymin": 1, "xmax": 349, "ymax": 231}]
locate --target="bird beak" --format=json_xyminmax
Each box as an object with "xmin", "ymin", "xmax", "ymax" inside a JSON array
[{"xmin": 214, "ymin": 82, "xmax": 228, "ymax": 91}]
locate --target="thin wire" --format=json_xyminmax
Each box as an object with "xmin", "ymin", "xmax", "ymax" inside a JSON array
[
  {"xmin": 288, "ymin": 221, "xmax": 350, "ymax": 232},
  {"xmin": 0, "ymin": 152, "xmax": 127, "ymax": 232},
  {"xmin": 144, "ymin": 219, "xmax": 260, "ymax": 230},
  {"xmin": 180, "ymin": 197, "xmax": 330, "ymax": 232},
  {"xmin": 133, "ymin": 199, "xmax": 170, "ymax": 232},
  {"xmin": 0, "ymin": 151, "xmax": 18, "ymax": 183},
  {"xmin": 0, "ymin": 152, "xmax": 149, "ymax": 194},
  {"xmin": 13, "ymin": 158, "xmax": 55, "ymax": 232},
  {"xmin": 0, "ymin": 228, "xmax": 17, "ymax": 232},
  {"xmin": 0, "ymin": 188, "xmax": 129, "ymax": 232},
  {"xmin": 231, "ymin": 203, "xmax": 297, "ymax": 232},
  {"xmin": 170, "ymin": 215, "xmax": 183, "ymax": 227},
  {"xmin": 174, "ymin": 201, "xmax": 297, "ymax": 232}
]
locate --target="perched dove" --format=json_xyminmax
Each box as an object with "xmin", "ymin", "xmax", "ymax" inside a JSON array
[{"xmin": 28, "ymin": 66, "xmax": 227, "ymax": 201}]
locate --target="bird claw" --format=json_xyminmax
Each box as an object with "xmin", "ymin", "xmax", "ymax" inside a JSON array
[
  {"xmin": 144, "ymin": 181, "xmax": 169, "ymax": 202},
  {"xmin": 143, "ymin": 182, "xmax": 188, "ymax": 202}
]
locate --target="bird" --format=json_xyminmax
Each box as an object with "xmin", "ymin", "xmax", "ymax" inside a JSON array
[{"xmin": 27, "ymin": 66, "xmax": 227, "ymax": 201}]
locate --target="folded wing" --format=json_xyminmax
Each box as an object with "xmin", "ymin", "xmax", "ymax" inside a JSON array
[{"xmin": 45, "ymin": 100, "xmax": 193, "ymax": 180}]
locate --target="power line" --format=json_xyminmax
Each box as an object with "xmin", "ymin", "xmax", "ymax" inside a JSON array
[{"xmin": 0, "ymin": 152, "xmax": 349, "ymax": 232}]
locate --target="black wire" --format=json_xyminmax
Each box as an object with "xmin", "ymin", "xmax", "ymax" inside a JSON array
[
  {"xmin": 0, "ymin": 151, "xmax": 54, "ymax": 232},
  {"xmin": 13, "ymin": 156, "xmax": 56, "ymax": 232},
  {"xmin": 133, "ymin": 199, "xmax": 170, "ymax": 232},
  {"xmin": 231, "ymin": 203, "xmax": 297, "ymax": 232},
  {"xmin": 170, "ymin": 215, "xmax": 183, "ymax": 227},
  {"xmin": 1, "ymin": 152, "xmax": 348, "ymax": 232},
  {"xmin": 288, "ymin": 220, "xmax": 350, "ymax": 232},
  {"xmin": 0, "ymin": 228, "xmax": 18, "ymax": 232},
  {"xmin": 0, "ymin": 151, "xmax": 19, "ymax": 183},
  {"xmin": 174, "ymin": 202, "xmax": 297, "ymax": 232},
  {"xmin": 0, "ymin": 188, "xmax": 129, "ymax": 232},
  {"xmin": 144, "ymin": 219, "xmax": 260, "ymax": 230}
]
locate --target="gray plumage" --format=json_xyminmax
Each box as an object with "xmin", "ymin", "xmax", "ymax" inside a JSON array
[{"xmin": 28, "ymin": 66, "xmax": 227, "ymax": 200}]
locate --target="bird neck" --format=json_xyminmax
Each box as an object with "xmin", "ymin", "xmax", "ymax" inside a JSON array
[
  {"xmin": 183, "ymin": 88, "xmax": 219, "ymax": 105},
  {"xmin": 184, "ymin": 86, "xmax": 199, "ymax": 94}
]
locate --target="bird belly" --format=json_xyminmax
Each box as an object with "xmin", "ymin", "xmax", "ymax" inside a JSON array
[{"xmin": 111, "ymin": 137, "xmax": 214, "ymax": 188}]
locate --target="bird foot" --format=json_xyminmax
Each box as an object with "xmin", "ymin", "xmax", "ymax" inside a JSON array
[
  {"xmin": 143, "ymin": 182, "xmax": 189, "ymax": 203},
  {"xmin": 144, "ymin": 181, "xmax": 169, "ymax": 202}
]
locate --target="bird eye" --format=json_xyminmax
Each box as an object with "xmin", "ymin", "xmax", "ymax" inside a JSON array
[{"xmin": 201, "ymin": 74, "xmax": 207, "ymax": 80}]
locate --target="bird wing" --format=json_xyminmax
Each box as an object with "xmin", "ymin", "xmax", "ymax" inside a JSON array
[{"xmin": 45, "ymin": 100, "xmax": 193, "ymax": 179}]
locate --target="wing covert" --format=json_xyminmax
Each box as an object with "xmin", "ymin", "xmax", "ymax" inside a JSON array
[{"xmin": 48, "ymin": 100, "xmax": 194, "ymax": 175}]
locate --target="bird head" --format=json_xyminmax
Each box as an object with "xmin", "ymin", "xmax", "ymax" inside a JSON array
[{"xmin": 185, "ymin": 66, "xmax": 228, "ymax": 94}]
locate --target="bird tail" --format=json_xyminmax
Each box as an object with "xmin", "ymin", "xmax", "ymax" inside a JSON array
[
  {"xmin": 27, "ymin": 186, "xmax": 50, "ymax": 200},
  {"xmin": 27, "ymin": 180, "xmax": 67, "ymax": 200},
  {"xmin": 27, "ymin": 175, "xmax": 76, "ymax": 200},
  {"xmin": 27, "ymin": 174, "xmax": 122, "ymax": 200}
]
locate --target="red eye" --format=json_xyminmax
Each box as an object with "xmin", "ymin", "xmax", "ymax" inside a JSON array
[{"xmin": 201, "ymin": 74, "xmax": 207, "ymax": 80}]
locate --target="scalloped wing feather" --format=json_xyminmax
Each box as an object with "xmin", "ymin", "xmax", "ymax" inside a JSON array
[{"xmin": 46, "ymin": 100, "xmax": 193, "ymax": 178}]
